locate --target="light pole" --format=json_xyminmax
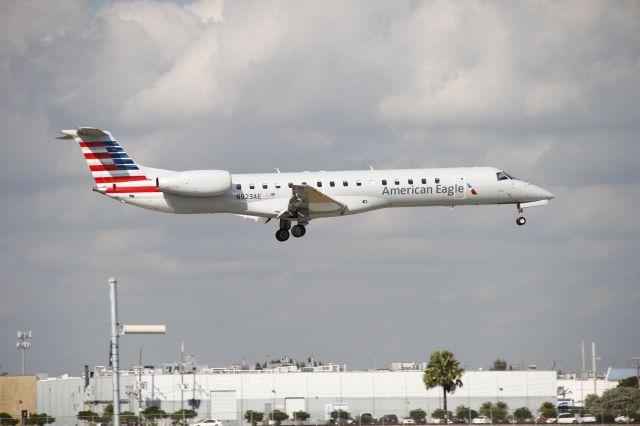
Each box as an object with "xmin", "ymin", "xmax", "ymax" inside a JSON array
[
  {"xmin": 109, "ymin": 277, "xmax": 166, "ymax": 426},
  {"xmin": 16, "ymin": 331, "xmax": 32, "ymax": 375}
]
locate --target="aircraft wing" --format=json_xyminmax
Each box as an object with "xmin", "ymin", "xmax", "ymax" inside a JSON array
[{"xmin": 277, "ymin": 184, "xmax": 346, "ymax": 219}]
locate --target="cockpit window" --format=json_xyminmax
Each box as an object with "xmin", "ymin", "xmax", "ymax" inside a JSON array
[{"xmin": 497, "ymin": 171, "xmax": 518, "ymax": 181}]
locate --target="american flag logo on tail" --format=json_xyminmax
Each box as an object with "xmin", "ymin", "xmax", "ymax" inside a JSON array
[{"xmin": 58, "ymin": 128, "xmax": 158, "ymax": 194}]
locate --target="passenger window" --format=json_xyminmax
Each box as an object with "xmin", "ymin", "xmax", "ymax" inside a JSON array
[
  {"xmin": 356, "ymin": 180, "xmax": 362, "ymax": 186},
  {"xmin": 421, "ymin": 178, "xmax": 426, "ymax": 184},
  {"xmin": 382, "ymin": 179, "xmax": 387, "ymax": 185},
  {"xmin": 262, "ymin": 183, "xmax": 268, "ymax": 189},
  {"xmin": 317, "ymin": 181, "xmax": 322, "ymax": 187},
  {"xmin": 408, "ymin": 179, "xmax": 413, "ymax": 185},
  {"xmin": 330, "ymin": 181, "xmax": 335, "ymax": 187},
  {"xmin": 343, "ymin": 181, "xmax": 348, "ymax": 187},
  {"xmin": 236, "ymin": 183, "xmax": 242, "ymax": 190},
  {"xmin": 435, "ymin": 178, "xmax": 440, "ymax": 184},
  {"xmin": 288, "ymin": 182, "xmax": 293, "ymax": 188},
  {"xmin": 275, "ymin": 183, "xmax": 281, "ymax": 189},
  {"xmin": 394, "ymin": 179, "xmax": 400, "ymax": 185},
  {"xmin": 249, "ymin": 184, "xmax": 255, "ymax": 189}
]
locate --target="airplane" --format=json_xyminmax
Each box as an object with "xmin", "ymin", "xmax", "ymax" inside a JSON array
[{"xmin": 59, "ymin": 127, "xmax": 554, "ymax": 242}]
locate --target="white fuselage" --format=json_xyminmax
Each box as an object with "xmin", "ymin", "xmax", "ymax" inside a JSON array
[{"xmin": 109, "ymin": 166, "xmax": 552, "ymax": 219}]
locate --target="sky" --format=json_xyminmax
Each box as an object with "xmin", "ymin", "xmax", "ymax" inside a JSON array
[{"xmin": 1, "ymin": 0, "xmax": 639, "ymax": 377}]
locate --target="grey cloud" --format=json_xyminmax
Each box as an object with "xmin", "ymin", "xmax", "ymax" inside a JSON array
[{"xmin": 0, "ymin": 0, "xmax": 639, "ymax": 377}]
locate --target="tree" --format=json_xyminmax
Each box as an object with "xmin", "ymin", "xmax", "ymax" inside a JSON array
[
  {"xmin": 170, "ymin": 409, "xmax": 197, "ymax": 425},
  {"xmin": 244, "ymin": 410, "xmax": 264, "ymax": 426},
  {"xmin": 431, "ymin": 409, "xmax": 452, "ymax": 420},
  {"xmin": 0, "ymin": 414, "xmax": 19, "ymax": 426},
  {"xmin": 330, "ymin": 410, "xmax": 350, "ymax": 424},
  {"xmin": 423, "ymin": 350, "xmax": 464, "ymax": 424},
  {"xmin": 409, "ymin": 409, "xmax": 426, "ymax": 423},
  {"xmin": 25, "ymin": 414, "xmax": 55, "ymax": 426},
  {"xmin": 479, "ymin": 402, "xmax": 509, "ymax": 423},
  {"xmin": 270, "ymin": 410, "xmax": 289, "ymax": 426},
  {"xmin": 358, "ymin": 414, "xmax": 375, "ymax": 424},
  {"xmin": 121, "ymin": 411, "xmax": 138, "ymax": 425},
  {"xmin": 292, "ymin": 411, "xmax": 310, "ymax": 423},
  {"xmin": 513, "ymin": 407, "xmax": 533, "ymax": 422},
  {"xmin": 144, "ymin": 406, "xmax": 168, "ymax": 423},
  {"xmin": 585, "ymin": 387, "xmax": 640, "ymax": 418},
  {"xmin": 491, "ymin": 359, "xmax": 508, "ymax": 371},
  {"xmin": 618, "ymin": 376, "xmax": 639, "ymax": 388},
  {"xmin": 538, "ymin": 402, "xmax": 558, "ymax": 420},
  {"xmin": 77, "ymin": 411, "xmax": 101, "ymax": 424},
  {"xmin": 454, "ymin": 405, "xmax": 478, "ymax": 421},
  {"xmin": 102, "ymin": 404, "xmax": 114, "ymax": 425}
]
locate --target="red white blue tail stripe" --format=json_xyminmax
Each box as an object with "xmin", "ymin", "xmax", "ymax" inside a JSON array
[{"xmin": 58, "ymin": 128, "xmax": 158, "ymax": 194}]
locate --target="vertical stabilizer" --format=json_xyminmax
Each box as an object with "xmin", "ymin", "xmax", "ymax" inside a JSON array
[{"xmin": 59, "ymin": 127, "xmax": 158, "ymax": 193}]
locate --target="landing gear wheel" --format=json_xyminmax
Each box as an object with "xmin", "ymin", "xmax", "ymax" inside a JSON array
[
  {"xmin": 516, "ymin": 216, "xmax": 526, "ymax": 226},
  {"xmin": 291, "ymin": 224, "xmax": 306, "ymax": 238},
  {"xmin": 275, "ymin": 229, "xmax": 290, "ymax": 241}
]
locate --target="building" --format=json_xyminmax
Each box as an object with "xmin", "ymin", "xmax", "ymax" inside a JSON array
[
  {"xmin": 0, "ymin": 375, "xmax": 37, "ymax": 420},
  {"xmin": 38, "ymin": 366, "xmax": 557, "ymax": 426}
]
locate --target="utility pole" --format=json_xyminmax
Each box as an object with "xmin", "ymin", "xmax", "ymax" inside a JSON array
[
  {"xmin": 109, "ymin": 277, "xmax": 121, "ymax": 426},
  {"xmin": 581, "ymin": 341, "xmax": 586, "ymax": 379},
  {"xmin": 591, "ymin": 342, "xmax": 597, "ymax": 395}
]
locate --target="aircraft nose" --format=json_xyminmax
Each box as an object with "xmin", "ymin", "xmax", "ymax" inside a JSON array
[{"xmin": 531, "ymin": 185, "xmax": 554, "ymax": 200}]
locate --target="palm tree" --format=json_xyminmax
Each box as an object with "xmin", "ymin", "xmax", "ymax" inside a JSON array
[{"xmin": 423, "ymin": 350, "xmax": 464, "ymax": 424}]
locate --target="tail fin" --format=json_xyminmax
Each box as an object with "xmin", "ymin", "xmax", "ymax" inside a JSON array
[{"xmin": 58, "ymin": 127, "xmax": 158, "ymax": 193}]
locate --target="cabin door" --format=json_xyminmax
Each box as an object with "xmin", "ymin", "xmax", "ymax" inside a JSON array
[{"xmin": 454, "ymin": 174, "xmax": 466, "ymax": 200}]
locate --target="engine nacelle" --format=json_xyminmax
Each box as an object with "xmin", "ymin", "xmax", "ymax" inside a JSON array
[{"xmin": 156, "ymin": 170, "xmax": 231, "ymax": 197}]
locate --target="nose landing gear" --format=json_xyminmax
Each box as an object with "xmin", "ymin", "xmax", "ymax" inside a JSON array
[{"xmin": 516, "ymin": 204, "xmax": 526, "ymax": 226}]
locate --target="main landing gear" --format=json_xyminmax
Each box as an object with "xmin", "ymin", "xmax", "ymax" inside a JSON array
[
  {"xmin": 275, "ymin": 219, "xmax": 307, "ymax": 242},
  {"xmin": 516, "ymin": 204, "xmax": 527, "ymax": 226}
]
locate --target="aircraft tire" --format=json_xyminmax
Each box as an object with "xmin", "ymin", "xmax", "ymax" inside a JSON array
[
  {"xmin": 516, "ymin": 217, "xmax": 526, "ymax": 226},
  {"xmin": 291, "ymin": 224, "xmax": 306, "ymax": 238},
  {"xmin": 275, "ymin": 229, "xmax": 290, "ymax": 242}
]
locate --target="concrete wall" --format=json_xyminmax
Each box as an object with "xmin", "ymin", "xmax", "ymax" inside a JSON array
[{"xmin": 0, "ymin": 375, "xmax": 37, "ymax": 419}]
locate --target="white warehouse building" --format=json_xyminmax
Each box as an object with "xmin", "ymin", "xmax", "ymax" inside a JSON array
[{"xmin": 38, "ymin": 367, "xmax": 558, "ymax": 426}]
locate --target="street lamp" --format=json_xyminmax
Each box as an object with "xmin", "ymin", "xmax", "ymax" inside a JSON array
[
  {"xmin": 109, "ymin": 277, "xmax": 166, "ymax": 426},
  {"xmin": 16, "ymin": 331, "xmax": 32, "ymax": 375}
]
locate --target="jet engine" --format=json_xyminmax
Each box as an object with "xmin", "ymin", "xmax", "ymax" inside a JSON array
[{"xmin": 156, "ymin": 170, "xmax": 231, "ymax": 197}]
